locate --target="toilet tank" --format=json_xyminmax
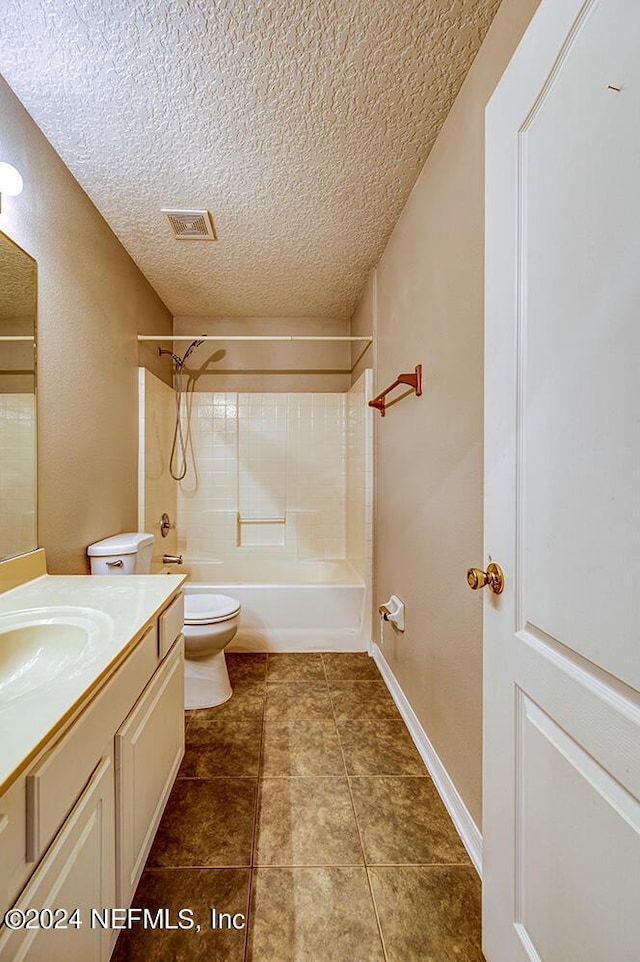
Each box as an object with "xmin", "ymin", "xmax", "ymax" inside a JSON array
[{"xmin": 87, "ymin": 532, "xmax": 154, "ymax": 574}]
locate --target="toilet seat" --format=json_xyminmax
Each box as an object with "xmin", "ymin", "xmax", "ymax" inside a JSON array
[{"xmin": 183, "ymin": 593, "xmax": 241, "ymax": 625}]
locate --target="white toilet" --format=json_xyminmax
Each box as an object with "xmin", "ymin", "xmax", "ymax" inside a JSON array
[
  {"xmin": 87, "ymin": 532, "xmax": 241, "ymax": 710},
  {"xmin": 181, "ymin": 591, "xmax": 241, "ymax": 709}
]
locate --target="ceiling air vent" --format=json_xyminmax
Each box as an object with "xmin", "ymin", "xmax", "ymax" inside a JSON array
[{"xmin": 161, "ymin": 208, "xmax": 217, "ymax": 240}]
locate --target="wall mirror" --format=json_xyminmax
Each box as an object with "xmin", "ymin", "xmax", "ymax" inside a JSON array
[{"xmin": 0, "ymin": 230, "xmax": 37, "ymax": 560}]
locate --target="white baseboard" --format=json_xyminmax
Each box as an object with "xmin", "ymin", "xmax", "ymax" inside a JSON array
[{"xmin": 371, "ymin": 642, "xmax": 483, "ymax": 876}]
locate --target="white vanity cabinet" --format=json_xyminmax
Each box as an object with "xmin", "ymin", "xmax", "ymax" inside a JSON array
[
  {"xmin": 0, "ymin": 591, "xmax": 185, "ymax": 962},
  {"xmin": 115, "ymin": 635, "xmax": 184, "ymax": 906},
  {"xmin": 0, "ymin": 755, "xmax": 115, "ymax": 962}
]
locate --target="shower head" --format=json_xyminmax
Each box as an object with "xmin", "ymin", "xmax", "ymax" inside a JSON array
[{"xmin": 158, "ymin": 336, "xmax": 206, "ymax": 369}]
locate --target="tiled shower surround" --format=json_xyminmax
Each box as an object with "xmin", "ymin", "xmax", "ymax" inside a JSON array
[
  {"xmin": 0, "ymin": 394, "xmax": 36, "ymax": 560},
  {"xmin": 176, "ymin": 372, "xmax": 372, "ymax": 573},
  {"xmin": 346, "ymin": 371, "xmax": 373, "ymax": 583},
  {"xmin": 140, "ymin": 369, "xmax": 373, "ymax": 646}
]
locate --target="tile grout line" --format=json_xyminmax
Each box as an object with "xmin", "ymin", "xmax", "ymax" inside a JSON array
[
  {"xmin": 140, "ymin": 859, "xmax": 476, "ymax": 870},
  {"xmin": 177, "ymin": 775, "xmax": 263, "ymax": 780},
  {"xmin": 184, "ymin": 663, "xmax": 268, "ymax": 962},
  {"xmin": 322, "ymin": 652, "xmax": 390, "ymax": 962},
  {"xmin": 345, "ymin": 774, "xmax": 432, "ymax": 780},
  {"xmin": 264, "ymin": 677, "xmax": 382, "ymax": 682},
  {"xmin": 265, "ymin": 679, "xmax": 388, "ymax": 686},
  {"xmin": 243, "ymin": 663, "xmax": 268, "ymax": 962}
]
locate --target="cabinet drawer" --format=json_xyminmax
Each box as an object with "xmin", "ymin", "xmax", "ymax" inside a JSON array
[
  {"xmin": 25, "ymin": 624, "xmax": 157, "ymax": 864},
  {"xmin": 0, "ymin": 754, "xmax": 114, "ymax": 962},
  {"xmin": 116, "ymin": 636, "xmax": 184, "ymax": 906},
  {"xmin": 158, "ymin": 592, "xmax": 184, "ymax": 659}
]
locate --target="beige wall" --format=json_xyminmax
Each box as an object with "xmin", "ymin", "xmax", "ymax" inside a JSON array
[
  {"xmin": 173, "ymin": 316, "xmax": 351, "ymax": 392},
  {"xmin": 0, "ymin": 77, "xmax": 173, "ymax": 573},
  {"xmin": 353, "ymin": 0, "xmax": 541, "ymax": 829}
]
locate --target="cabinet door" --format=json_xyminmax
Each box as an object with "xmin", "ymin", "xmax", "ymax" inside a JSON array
[
  {"xmin": 0, "ymin": 814, "xmax": 8, "ymax": 918},
  {"xmin": 116, "ymin": 637, "xmax": 184, "ymax": 906},
  {"xmin": 0, "ymin": 754, "xmax": 115, "ymax": 962}
]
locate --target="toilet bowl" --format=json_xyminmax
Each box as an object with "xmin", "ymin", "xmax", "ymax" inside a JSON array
[
  {"xmin": 182, "ymin": 593, "xmax": 241, "ymax": 709},
  {"xmin": 87, "ymin": 533, "xmax": 241, "ymax": 711}
]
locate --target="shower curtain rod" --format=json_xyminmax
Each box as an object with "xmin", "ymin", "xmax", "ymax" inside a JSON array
[{"xmin": 137, "ymin": 335, "xmax": 373, "ymax": 343}]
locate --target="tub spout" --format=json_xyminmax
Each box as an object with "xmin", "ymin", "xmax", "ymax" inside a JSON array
[{"xmin": 163, "ymin": 554, "xmax": 183, "ymax": 565}]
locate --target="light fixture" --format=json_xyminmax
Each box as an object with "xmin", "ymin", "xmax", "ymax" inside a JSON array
[{"xmin": 0, "ymin": 162, "xmax": 24, "ymax": 213}]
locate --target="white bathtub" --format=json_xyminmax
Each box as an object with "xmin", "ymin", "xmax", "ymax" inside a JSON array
[{"xmin": 181, "ymin": 559, "xmax": 367, "ymax": 653}]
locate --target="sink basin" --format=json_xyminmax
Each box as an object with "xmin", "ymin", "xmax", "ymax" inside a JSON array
[{"xmin": 0, "ymin": 607, "xmax": 112, "ymax": 705}]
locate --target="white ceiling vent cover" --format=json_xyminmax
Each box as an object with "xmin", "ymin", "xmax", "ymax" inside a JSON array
[{"xmin": 162, "ymin": 208, "xmax": 217, "ymax": 240}]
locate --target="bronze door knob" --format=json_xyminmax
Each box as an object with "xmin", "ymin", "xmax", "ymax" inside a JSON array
[{"xmin": 466, "ymin": 562, "xmax": 505, "ymax": 595}]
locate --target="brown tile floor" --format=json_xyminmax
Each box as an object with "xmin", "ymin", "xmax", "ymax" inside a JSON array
[{"xmin": 112, "ymin": 653, "xmax": 483, "ymax": 962}]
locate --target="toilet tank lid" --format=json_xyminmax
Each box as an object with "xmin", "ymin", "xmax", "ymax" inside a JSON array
[{"xmin": 87, "ymin": 532, "xmax": 154, "ymax": 556}]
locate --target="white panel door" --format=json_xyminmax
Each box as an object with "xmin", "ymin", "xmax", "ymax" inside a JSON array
[{"xmin": 483, "ymin": 1, "xmax": 640, "ymax": 960}]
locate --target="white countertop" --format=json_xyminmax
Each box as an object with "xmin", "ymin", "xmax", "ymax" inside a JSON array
[{"xmin": 0, "ymin": 573, "xmax": 186, "ymax": 794}]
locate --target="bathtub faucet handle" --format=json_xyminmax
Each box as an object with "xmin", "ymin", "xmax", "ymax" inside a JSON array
[{"xmin": 162, "ymin": 554, "xmax": 183, "ymax": 565}]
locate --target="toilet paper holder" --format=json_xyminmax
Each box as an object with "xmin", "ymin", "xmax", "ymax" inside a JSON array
[{"xmin": 378, "ymin": 595, "xmax": 405, "ymax": 632}]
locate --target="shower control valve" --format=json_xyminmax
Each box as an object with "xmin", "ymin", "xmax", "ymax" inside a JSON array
[{"xmin": 160, "ymin": 513, "xmax": 175, "ymax": 538}]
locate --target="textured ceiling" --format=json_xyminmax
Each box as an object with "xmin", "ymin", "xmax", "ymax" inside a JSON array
[{"xmin": 0, "ymin": 0, "xmax": 500, "ymax": 320}]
